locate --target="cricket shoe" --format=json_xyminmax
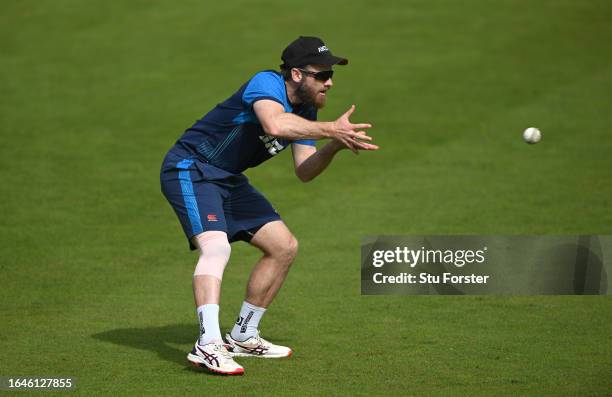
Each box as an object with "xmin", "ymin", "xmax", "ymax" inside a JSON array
[
  {"xmin": 187, "ymin": 342, "xmax": 244, "ymax": 375},
  {"xmin": 225, "ymin": 332, "xmax": 292, "ymax": 358}
]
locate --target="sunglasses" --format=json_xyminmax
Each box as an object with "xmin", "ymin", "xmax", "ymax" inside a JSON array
[{"xmin": 298, "ymin": 68, "xmax": 334, "ymax": 81}]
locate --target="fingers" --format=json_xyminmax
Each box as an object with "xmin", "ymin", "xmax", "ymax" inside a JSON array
[
  {"xmin": 348, "ymin": 131, "xmax": 379, "ymax": 150},
  {"xmin": 354, "ymin": 131, "xmax": 373, "ymax": 141},
  {"xmin": 334, "ymin": 105, "xmax": 377, "ymax": 152},
  {"xmin": 348, "ymin": 131, "xmax": 373, "ymax": 141},
  {"xmin": 338, "ymin": 136, "xmax": 359, "ymax": 154},
  {"xmin": 359, "ymin": 142, "xmax": 379, "ymax": 150},
  {"xmin": 338, "ymin": 104, "xmax": 372, "ymax": 130},
  {"xmin": 343, "ymin": 104, "xmax": 356, "ymax": 118},
  {"xmin": 352, "ymin": 139, "xmax": 379, "ymax": 151},
  {"xmin": 352, "ymin": 123, "xmax": 372, "ymax": 130},
  {"xmin": 335, "ymin": 130, "xmax": 377, "ymax": 152},
  {"xmin": 345, "ymin": 140, "xmax": 359, "ymax": 154},
  {"xmin": 335, "ymin": 135, "xmax": 378, "ymax": 153}
]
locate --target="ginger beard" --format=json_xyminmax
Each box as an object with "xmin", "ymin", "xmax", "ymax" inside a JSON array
[{"xmin": 295, "ymin": 77, "xmax": 328, "ymax": 109}]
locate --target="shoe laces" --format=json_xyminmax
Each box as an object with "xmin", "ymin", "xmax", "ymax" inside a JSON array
[
  {"xmin": 253, "ymin": 331, "xmax": 270, "ymax": 347},
  {"xmin": 211, "ymin": 344, "xmax": 233, "ymax": 360}
]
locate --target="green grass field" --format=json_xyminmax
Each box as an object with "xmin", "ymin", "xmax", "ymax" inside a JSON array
[{"xmin": 2, "ymin": 0, "xmax": 612, "ymax": 395}]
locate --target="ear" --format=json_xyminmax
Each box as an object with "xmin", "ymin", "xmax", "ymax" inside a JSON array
[{"xmin": 290, "ymin": 68, "xmax": 303, "ymax": 84}]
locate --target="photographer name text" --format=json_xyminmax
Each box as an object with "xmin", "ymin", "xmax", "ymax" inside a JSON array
[{"xmin": 370, "ymin": 246, "xmax": 490, "ymax": 285}]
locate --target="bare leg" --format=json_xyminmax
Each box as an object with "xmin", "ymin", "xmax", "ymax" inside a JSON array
[
  {"xmin": 193, "ymin": 275, "xmax": 221, "ymax": 306},
  {"xmin": 245, "ymin": 221, "xmax": 298, "ymax": 308}
]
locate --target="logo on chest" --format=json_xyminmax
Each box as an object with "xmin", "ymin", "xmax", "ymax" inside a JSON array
[{"xmin": 259, "ymin": 134, "xmax": 286, "ymax": 155}]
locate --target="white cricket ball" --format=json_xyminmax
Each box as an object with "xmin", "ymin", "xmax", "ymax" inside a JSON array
[{"xmin": 523, "ymin": 127, "xmax": 542, "ymax": 144}]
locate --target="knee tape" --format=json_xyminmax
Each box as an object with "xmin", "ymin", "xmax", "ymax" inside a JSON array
[{"xmin": 193, "ymin": 231, "xmax": 231, "ymax": 280}]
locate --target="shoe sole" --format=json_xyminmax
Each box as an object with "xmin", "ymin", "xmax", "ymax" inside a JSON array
[
  {"xmin": 187, "ymin": 353, "xmax": 244, "ymax": 375},
  {"xmin": 228, "ymin": 349, "xmax": 293, "ymax": 359}
]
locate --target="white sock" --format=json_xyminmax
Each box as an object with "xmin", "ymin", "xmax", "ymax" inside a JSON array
[
  {"xmin": 196, "ymin": 304, "xmax": 222, "ymax": 345},
  {"xmin": 230, "ymin": 301, "xmax": 266, "ymax": 341}
]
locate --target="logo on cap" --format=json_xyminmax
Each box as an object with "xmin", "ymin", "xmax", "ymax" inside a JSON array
[{"xmin": 280, "ymin": 36, "xmax": 348, "ymax": 68}]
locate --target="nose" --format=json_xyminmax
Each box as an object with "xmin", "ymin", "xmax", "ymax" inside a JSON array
[{"xmin": 324, "ymin": 78, "xmax": 333, "ymax": 88}]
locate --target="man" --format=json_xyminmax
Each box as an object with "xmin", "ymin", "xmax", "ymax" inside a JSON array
[{"xmin": 160, "ymin": 36, "xmax": 378, "ymax": 375}]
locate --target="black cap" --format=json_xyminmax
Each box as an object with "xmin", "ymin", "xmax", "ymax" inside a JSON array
[{"xmin": 280, "ymin": 36, "xmax": 348, "ymax": 69}]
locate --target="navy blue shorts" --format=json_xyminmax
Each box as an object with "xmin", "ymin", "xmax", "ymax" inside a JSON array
[{"xmin": 160, "ymin": 151, "xmax": 281, "ymax": 250}]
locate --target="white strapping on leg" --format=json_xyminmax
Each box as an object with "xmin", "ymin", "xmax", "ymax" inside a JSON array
[{"xmin": 193, "ymin": 231, "xmax": 231, "ymax": 280}]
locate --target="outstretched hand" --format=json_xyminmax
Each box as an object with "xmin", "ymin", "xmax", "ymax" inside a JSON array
[{"xmin": 331, "ymin": 105, "xmax": 379, "ymax": 154}]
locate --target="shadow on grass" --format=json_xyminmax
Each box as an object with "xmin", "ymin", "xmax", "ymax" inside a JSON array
[{"xmin": 92, "ymin": 323, "xmax": 207, "ymax": 373}]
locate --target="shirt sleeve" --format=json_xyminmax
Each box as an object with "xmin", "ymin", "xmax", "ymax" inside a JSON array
[
  {"xmin": 293, "ymin": 139, "xmax": 316, "ymax": 146},
  {"xmin": 242, "ymin": 72, "xmax": 286, "ymax": 108}
]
